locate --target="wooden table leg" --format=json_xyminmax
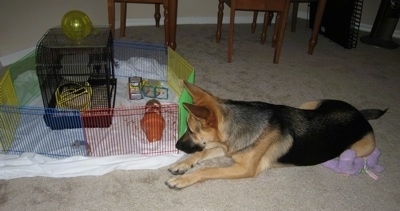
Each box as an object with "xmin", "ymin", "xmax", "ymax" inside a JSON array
[
  {"xmin": 308, "ymin": 0, "xmax": 327, "ymax": 55},
  {"xmin": 120, "ymin": 2, "xmax": 127, "ymax": 37},
  {"xmin": 167, "ymin": 0, "xmax": 177, "ymax": 49}
]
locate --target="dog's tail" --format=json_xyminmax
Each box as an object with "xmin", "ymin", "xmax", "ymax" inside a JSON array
[{"xmin": 360, "ymin": 108, "xmax": 388, "ymax": 120}]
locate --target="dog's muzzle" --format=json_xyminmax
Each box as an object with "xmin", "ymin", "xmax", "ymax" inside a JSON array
[{"xmin": 176, "ymin": 131, "xmax": 204, "ymax": 154}]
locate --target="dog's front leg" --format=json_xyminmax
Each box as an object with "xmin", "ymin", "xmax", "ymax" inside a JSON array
[
  {"xmin": 165, "ymin": 159, "xmax": 257, "ymax": 190},
  {"xmin": 168, "ymin": 146, "xmax": 227, "ymax": 175},
  {"xmin": 166, "ymin": 150, "xmax": 267, "ymax": 189}
]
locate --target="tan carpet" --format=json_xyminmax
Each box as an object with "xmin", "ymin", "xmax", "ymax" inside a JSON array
[{"xmin": 1, "ymin": 21, "xmax": 400, "ymax": 210}]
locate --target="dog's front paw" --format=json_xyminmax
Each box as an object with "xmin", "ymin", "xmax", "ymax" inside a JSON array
[
  {"xmin": 168, "ymin": 162, "xmax": 194, "ymax": 175},
  {"xmin": 165, "ymin": 176, "xmax": 196, "ymax": 190}
]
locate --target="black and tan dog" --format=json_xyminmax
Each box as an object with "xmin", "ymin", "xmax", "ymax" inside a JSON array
[{"xmin": 165, "ymin": 81, "xmax": 386, "ymax": 189}]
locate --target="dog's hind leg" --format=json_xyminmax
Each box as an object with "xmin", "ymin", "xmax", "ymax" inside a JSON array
[
  {"xmin": 298, "ymin": 100, "xmax": 321, "ymax": 110},
  {"xmin": 350, "ymin": 132, "xmax": 376, "ymax": 157}
]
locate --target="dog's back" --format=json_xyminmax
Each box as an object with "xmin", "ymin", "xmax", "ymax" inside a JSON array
[{"xmin": 276, "ymin": 100, "xmax": 385, "ymax": 166}]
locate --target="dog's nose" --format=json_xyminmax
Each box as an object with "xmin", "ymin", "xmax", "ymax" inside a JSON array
[{"xmin": 176, "ymin": 136, "xmax": 203, "ymax": 154}]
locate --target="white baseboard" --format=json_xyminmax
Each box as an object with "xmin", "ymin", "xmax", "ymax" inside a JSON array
[{"xmin": 1, "ymin": 15, "xmax": 398, "ymax": 66}]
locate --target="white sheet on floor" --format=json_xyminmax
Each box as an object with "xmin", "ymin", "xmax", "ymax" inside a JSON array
[{"xmin": 0, "ymin": 152, "xmax": 184, "ymax": 180}]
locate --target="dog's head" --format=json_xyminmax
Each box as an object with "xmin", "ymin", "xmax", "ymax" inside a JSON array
[{"xmin": 176, "ymin": 81, "xmax": 222, "ymax": 154}]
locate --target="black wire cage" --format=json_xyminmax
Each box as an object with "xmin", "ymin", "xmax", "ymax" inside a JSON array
[{"xmin": 35, "ymin": 27, "xmax": 116, "ymax": 129}]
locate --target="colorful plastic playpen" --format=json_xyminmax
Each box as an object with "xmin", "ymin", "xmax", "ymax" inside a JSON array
[{"xmin": 0, "ymin": 39, "xmax": 194, "ymax": 158}]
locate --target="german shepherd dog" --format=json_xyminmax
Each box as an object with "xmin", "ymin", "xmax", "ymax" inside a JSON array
[{"xmin": 165, "ymin": 81, "xmax": 386, "ymax": 189}]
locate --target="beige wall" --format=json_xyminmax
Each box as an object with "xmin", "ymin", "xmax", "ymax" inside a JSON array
[{"xmin": 0, "ymin": 0, "xmax": 398, "ymax": 60}]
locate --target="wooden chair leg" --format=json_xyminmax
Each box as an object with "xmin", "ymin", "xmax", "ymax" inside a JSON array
[
  {"xmin": 273, "ymin": 13, "xmax": 282, "ymax": 63},
  {"xmin": 273, "ymin": 0, "xmax": 290, "ymax": 64},
  {"xmin": 308, "ymin": 0, "xmax": 327, "ymax": 55},
  {"xmin": 107, "ymin": 0, "xmax": 115, "ymax": 37},
  {"xmin": 272, "ymin": 13, "xmax": 280, "ymax": 48},
  {"xmin": 260, "ymin": 12, "xmax": 271, "ymax": 44},
  {"xmin": 216, "ymin": 0, "xmax": 224, "ymax": 43},
  {"xmin": 162, "ymin": 1, "xmax": 169, "ymax": 47},
  {"xmin": 291, "ymin": 2, "xmax": 299, "ymax": 32},
  {"xmin": 268, "ymin": 12, "xmax": 274, "ymax": 26},
  {"xmin": 120, "ymin": 2, "xmax": 127, "ymax": 37},
  {"xmin": 155, "ymin": 4, "xmax": 161, "ymax": 27},
  {"xmin": 228, "ymin": 6, "xmax": 236, "ymax": 63},
  {"xmin": 252, "ymin": 11, "xmax": 258, "ymax": 33}
]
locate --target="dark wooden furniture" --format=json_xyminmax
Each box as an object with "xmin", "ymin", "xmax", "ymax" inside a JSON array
[
  {"xmin": 107, "ymin": 0, "xmax": 178, "ymax": 49},
  {"xmin": 216, "ymin": 0, "xmax": 291, "ymax": 64},
  {"xmin": 252, "ymin": 0, "xmax": 327, "ymax": 55}
]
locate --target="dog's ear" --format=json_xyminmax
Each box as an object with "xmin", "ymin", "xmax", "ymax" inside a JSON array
[
  {"xmin": 183, "ymin": 103, "xmax": 210, "ymax": 120},
  {"xmin": 183, "ymin": 80, "xmax": 214, "ymax": 103},
  {"xmin": 183, "ymin": 103, "xmax": 216, "ymax": 127}
]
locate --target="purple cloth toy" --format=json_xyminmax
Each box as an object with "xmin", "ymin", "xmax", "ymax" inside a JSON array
[{"xmin": 322, "ymin": 147, "xmax": 384, "ymax": 177}]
